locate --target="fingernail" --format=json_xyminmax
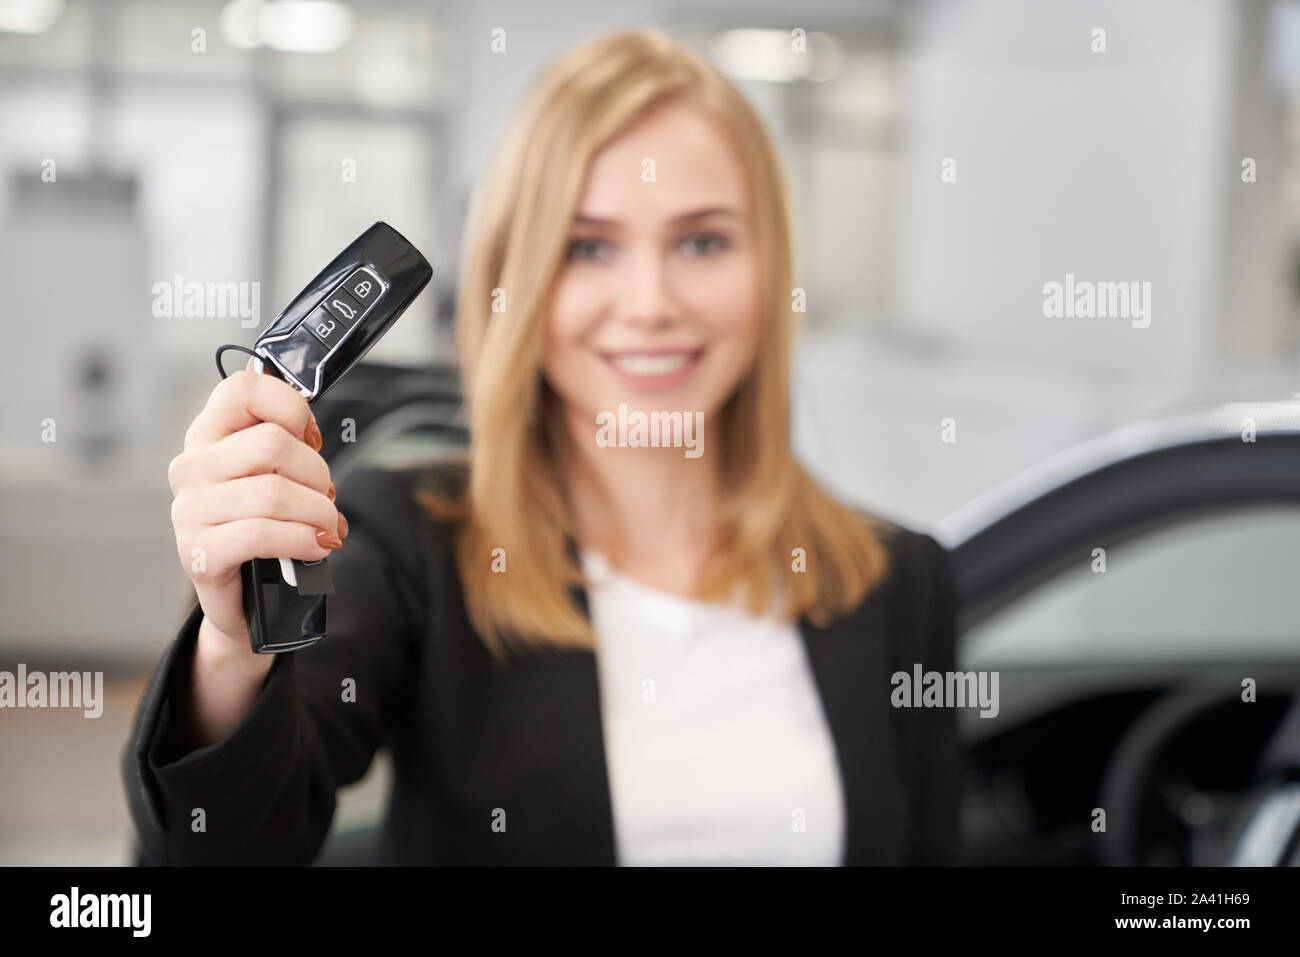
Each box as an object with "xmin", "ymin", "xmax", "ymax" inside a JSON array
[
  {"xmin": 326, "ymin": 481, "xmax": 336, "ymax": 502},
  {"xmin": 316, "ymin": 529, "xmax": 342, "ymax": 550},
  {"xmin": 304, "ymin": 418, "xmax": 323, "ymax": 451},
  {"xmin": 337, "ymin": 512, "xmax": 349, "ymax": 540}
]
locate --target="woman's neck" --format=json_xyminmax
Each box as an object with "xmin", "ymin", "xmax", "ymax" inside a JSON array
[{"xmin": 556, "ymin": 402, "xmax": 720, "ymax": 596}]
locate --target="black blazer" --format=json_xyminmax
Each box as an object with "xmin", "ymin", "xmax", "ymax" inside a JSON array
[{"xmin": 121, "ymin": 462, "xmax": 962, "ymax": 865}]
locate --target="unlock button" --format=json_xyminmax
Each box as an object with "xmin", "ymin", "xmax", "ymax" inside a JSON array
[
  {"xmin": 304, "ymin": 305, "xmax": 349, "ymax": 347},
  {"xmin": 322, "ymin": 288, "xmax": 364, "ymax": 328}
]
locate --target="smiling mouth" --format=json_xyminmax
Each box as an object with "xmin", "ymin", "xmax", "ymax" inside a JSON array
[{"xmin": 600, "ymin": 349, "xmax": 704, "ymax": 376}]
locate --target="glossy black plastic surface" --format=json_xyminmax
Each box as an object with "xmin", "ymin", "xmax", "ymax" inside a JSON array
[
  {"xmin": 242, "ymin": 556, "xmax": 328, "ymax": 653},
  {"xmin": 254, "ymin": 221, "xmax": 432, "ymax": 403}
]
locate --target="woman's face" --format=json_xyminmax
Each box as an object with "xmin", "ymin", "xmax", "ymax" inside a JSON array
[{"xmin": 541, "ymin": 98, "xmax": 759, "ymax": 442}]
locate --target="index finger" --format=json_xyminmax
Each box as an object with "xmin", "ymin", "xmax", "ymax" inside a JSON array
[{"xmin": 186, "ymin": 362, "xmax": 319, "ymax": 453}]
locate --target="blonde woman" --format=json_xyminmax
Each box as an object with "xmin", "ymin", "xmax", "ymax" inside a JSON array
[{"xmin": 124, "ymin": 27, "xmax": 961, "ymax": 866}]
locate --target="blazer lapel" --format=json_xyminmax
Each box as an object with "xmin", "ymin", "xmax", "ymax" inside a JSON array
[
  {"xmin": 564, "ymin": 536, "xmax": 620, "ymax": 865},
  {"xmin": 796, "ymin": 596, "xmax": 909, "ymax": 865}
]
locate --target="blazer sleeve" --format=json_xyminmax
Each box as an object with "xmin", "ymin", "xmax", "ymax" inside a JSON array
[
  {"xmin": 120, "ymin": 466, "xmax": 427, "ymax": 865},
  {"xmin": 899, "ymin": 532, "xmax": 963, "ymax": 865}
]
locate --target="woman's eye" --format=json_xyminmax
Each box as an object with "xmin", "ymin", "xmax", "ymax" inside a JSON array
[
  {"xmin": 566, "ymin": 238, "xmax": 609, "ymax": 262},
  {"xmin": 679, "ymin": 232, "xmax": 729, "ymax": 257}
]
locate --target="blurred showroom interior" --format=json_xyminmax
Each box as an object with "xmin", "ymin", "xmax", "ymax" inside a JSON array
[{"xmin": 0, "ymin": 0, "xmax": 1298, "ymax": 863}]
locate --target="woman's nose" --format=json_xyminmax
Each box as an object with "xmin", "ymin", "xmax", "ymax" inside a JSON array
[{"xmin": 617, "ymin": 246, "xmax": 681, "ymax": 328}]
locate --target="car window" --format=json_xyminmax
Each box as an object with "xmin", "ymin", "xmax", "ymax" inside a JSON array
[{"xmin": 961, "ymin": 505, "xmax": 1300, "ymax": 667}]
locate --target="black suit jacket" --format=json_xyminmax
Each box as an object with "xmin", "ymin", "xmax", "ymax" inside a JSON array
[{"xmin": 121, "ymin": 462, "xmax": 962, "ymax": 865}]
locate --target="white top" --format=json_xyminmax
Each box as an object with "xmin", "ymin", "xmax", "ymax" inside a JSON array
[{"xmin": 581, "ymin": 547, "xmax": 847, "ymax": 866}]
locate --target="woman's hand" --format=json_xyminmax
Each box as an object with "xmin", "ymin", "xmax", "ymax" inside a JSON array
[{"xmin": 167, "ymin": 358, "xmax": 347, "ymax": 652}]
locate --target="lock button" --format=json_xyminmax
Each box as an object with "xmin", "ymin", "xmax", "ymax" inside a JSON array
[{"xmin": 341, "ymin": 267, "xmax": 383, "ymax": 308}]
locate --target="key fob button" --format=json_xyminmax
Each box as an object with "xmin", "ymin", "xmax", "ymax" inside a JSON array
[
  {"xmin": 304, "ymin": 305, "xmax": 349, "ymax": 348},
  {"xmin": 342, "ymin": 267, "xmax": 383, "ymax": 308},
  {"xmin": 323, "ymin": 288, "xmax": 364, "ymax": 326}
]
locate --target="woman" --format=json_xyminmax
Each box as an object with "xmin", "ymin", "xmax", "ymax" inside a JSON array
[{"xmin": 123, "ymin": 27, "xmax": 961, "ymax": 866}]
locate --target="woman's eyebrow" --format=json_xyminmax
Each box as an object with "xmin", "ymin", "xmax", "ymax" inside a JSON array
[
  {"xmin": 672, "ymin": 206, "xmax": 742, "ymax": 223},
  {"xmin": 571, "ymin": 207, "xmax": 743, "ymax": 228}
]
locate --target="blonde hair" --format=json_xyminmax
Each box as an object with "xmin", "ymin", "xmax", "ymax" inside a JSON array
[{"xmin": 418, "ymin": 27, "xmax": 896, "ymax": 660}]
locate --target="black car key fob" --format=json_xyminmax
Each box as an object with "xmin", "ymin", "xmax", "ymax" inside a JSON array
[{"xmin": 240, "ymin": 221, "xmax": 431, "ymax": 653}]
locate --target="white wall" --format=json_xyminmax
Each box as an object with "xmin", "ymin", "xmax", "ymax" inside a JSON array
[{"xmin": 888, "ymin": 0, "xmax": 1243, "ymax": 379}]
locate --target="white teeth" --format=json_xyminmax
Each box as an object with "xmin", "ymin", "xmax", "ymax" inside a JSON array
[{"xmin": 610, "ymin": 353, "xmax": 692, "ymax": 376}]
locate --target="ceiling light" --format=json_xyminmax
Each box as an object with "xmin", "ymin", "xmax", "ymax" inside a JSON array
[
  {"xmin": 220, "ymin": 0, "xmax": 354, "ymax": 54},
  {"xmin": 0, "ymin": 0, "xmax": 64, "ymax": 35}
]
